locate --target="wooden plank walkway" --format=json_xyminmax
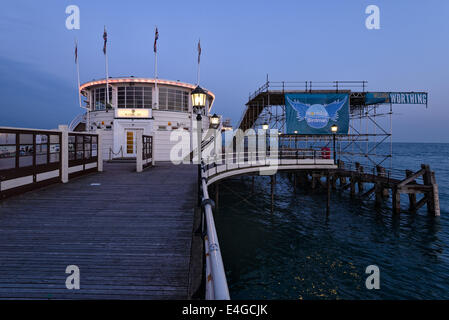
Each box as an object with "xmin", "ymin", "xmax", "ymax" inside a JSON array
[{"xmin": 0, "ymin": 162, "xmax": 198, "ymax": 299}]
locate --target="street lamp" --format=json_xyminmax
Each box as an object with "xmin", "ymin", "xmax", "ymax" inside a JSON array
[
  {"xmin": 262, "ymin": 122, "xmax": 269, "ymax": 130},
  {"xmin": 210, "ymin": 113, "xmax": 220, "ymax": 129},
  {"xmin": 191, "ymin": 85, "xmax": 207, "ymax": 166},
  {"xmin": 191, "ymin": 85, "xmax": 207, "ymax": 115},
  {"xmin": 331, "ymin": 124, "xmax": 338, "ymax": 164}
]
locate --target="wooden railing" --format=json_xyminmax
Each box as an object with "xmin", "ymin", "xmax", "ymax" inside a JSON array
[
  {"xmin": 68, "ymin": 132, "xmax": 99, "ymax": 178},
  {"xmin": 136, "ymin": 133, "xmax": 154, "ymax": 172},
  {"xmin": 0, "ymin": 126, "xmax": 103, "ymax": 200},
  {"xmin": 0, "ymin": 128, "xmax": 62, "ymax": 199}
]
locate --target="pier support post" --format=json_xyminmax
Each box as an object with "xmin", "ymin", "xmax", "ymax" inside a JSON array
[
  {"xmin": 422, "ymin": 164, "xmax": 440, "ymax": 216},
  {"xmin": 350, "ymin": 174, "xmax": 355, "ymax": 197},
  {"xmin": 422, "ymin": 164, "xmax": 439, "ymax": 215},
  {"xmin": 358, "ymin": 166, "xmax": 364, "ymax": 193},
  {"xmin": 270, "ymin": 174, "xmax": 275, "ymax": 213},
  {"xmin": 58, "ymin": 125, "xmax": 69, "ymax": 183},
  {"xmin": 326, "ymin": 175, "xmax": 331, "ymax": 215},
  {"xmin": 215, "ymin": 182, "xmax": 219, "ymax": 211},
  {"xmin": 431, "ymin": 172, "xmax": 440, "ymax": 216},
  {"xmin": 375, "ymin": 182, "xmax": 382, "ymax": 207},
  {"xmin": 392, "ymin": 187, "xmax": 401, "ymax": 214},
  {"xmin": 252, "ymin": 176, "xmax": 255, "ymax": 194},
  {"xmin": 331, "ymin": 174, "xmax": 337, "ymax": 190},
  {"xmin": 376, "ymin": 165, "xmax": 389, "ymax": 199},
  {"xmin": 405, "ymin": 170, "xmax": 417, "ymax": 211}
]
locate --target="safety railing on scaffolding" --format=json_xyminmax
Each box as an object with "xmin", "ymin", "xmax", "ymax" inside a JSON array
[{"xmin": 249, "ymin": 80, "xmax": 368, "ymax": 101}]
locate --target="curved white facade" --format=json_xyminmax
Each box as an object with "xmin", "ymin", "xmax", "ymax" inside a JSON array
[{"xmin": 72, "ymin": 77, "xmax": 215, "ymax": 161}]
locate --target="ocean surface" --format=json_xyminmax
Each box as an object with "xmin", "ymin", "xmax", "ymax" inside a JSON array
[{"xmin": 214, "ymin": 143, "xmax": 449, "ymax": 299}]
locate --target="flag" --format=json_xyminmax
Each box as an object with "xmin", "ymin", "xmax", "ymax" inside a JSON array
[
  {"xmin": 103, "ymin": 26, "xmax": 107, "ymax": 55},
  {"xmin": 75, "ymin": 42, "xmax": 78, "ymax": 64},
  {"xmin": 154, "ymin": 27, "xmax": 159, "ymax": 53},
  {"xmin": 197, "ymin": 39, "xmax": 201, "ymax": 64}
]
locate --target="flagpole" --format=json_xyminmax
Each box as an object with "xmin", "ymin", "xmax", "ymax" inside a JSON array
[
  {"xmin": 75, "ymin": 39, "xmax": 82, "ymax": 110},
  {"xmin": 75, "ymin": 38, "xmax": 89, "ymax": 132},
  {"xmin": 104, "ymin": 26, "xmax": 109, "ymax": 114},
  {"xmin": 154, "ymin": 27, "xmax": 158, "ymax": 109},
  {"xmin": 197, "ymin": 59, "xmax": 200, "ymax": 85},
  {"xmin": 197, "ymin": 39, "xmax": 201, "ymax": 85},
  {"xmin": 154, "ymin": 47, "xmax": 158, "ymax": 108}
]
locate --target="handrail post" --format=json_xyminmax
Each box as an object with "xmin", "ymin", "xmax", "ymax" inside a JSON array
[
  {"xmin": 97, "ymin": 129, "xmax": 103, "ymax": 172},
  {"xmin": 136, "ymin": 131, "xmax": 143, "ymax": 173},
  {"xmin": 151, "ymin": 135, "xmax": 155, "ymax": 166},
  {"xmin": 58, "ymin": 125, "xmax": 69, "ymax": 183}
]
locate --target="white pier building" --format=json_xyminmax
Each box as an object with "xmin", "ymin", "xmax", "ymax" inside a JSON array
[{"xmin": 69, "ymin": 77, "xmax": 215, "ymax": 161}]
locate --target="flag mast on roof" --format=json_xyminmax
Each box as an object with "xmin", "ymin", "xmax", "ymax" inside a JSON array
[
  {"xmin": 153, "ymin": 27, "xmax": 159, "ymax": 109},
  {"xmin": 103, "ymin": 26, "xmax": 109, "ymax": 113},
  {"xmin": 197, "ymin": 39, "xmax": 201, "ymax": 85},
  {"xmin": 74, "ymin": 38, "xmax": 89, "ymax": 132}
]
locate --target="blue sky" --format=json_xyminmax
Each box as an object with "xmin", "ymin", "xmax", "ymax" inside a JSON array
[{"xmin": 0, "ymin": 0, "xmax": 448, "ymax": 142}]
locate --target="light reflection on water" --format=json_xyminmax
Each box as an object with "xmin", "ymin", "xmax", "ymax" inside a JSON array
[{"xmin": 214, "ymin": 143, "xmax": 449, "ymax": 299}]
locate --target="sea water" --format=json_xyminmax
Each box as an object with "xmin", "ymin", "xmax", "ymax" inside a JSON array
[{"xmin": 214, "ymin": 143, "xmax": 449, "ymax": 299}]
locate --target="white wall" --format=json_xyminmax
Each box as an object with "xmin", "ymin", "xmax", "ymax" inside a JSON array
[{"xmin": 153, "ymin": 110, "xmax": 209, "ymax": 162}]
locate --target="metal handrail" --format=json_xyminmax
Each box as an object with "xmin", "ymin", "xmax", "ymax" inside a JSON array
[
  {"xmin": 68, "ymin": 113, "xmax": 86, "ymax": 131},
  {"xmin": 200, "ymin": 162, "xmax": 230, "ymax": 300}
]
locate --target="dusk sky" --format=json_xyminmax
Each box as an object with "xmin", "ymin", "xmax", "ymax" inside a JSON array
[{"xmin": 0, "ymin": 0, "xmax": 448, "ymax": 142}]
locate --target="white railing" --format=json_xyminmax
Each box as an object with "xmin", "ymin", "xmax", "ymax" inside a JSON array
[
  {"xmin": 199, "ymin": 162, "xmax": 230, "ymax": 300},
  {"xmin": 203, "ymin": 150, "xmax": 336, "ymax": 183}
]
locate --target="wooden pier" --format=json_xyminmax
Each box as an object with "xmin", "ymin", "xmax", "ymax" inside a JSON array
[
  {"xmin": 0, "ymin": 162, "xmax": 200, "ymax": 299},
  {"xmin": 286, "ymin": 160, "xmax": 440, "ymax": 216}
]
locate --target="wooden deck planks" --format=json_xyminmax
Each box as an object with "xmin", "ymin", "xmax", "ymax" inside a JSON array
[{"xmin": 0, "ymin": 162, "xmax": 198, "ymax": 299}]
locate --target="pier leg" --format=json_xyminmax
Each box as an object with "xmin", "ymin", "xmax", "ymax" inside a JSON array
[
  {"xmin": 405, "ymin": 170, "xmax": 417, "ymax": 212},
  {"xmin": 326, "ymin": 175, "xmax": 331, "ymax": 216},
  {"xmin": 430, "ymin": 171, "xmax": 440, "ymax": 216},
  {"xmin": 311, "ymin": 175, "xmax": 317, "ymax": 190},
  {"xmin": 375, "ymin": 182, "xmax": 383, "ymax": 207},
  {"xmin": 215, "ymin": 183, "xmax": 219, "ymax": 211},
  {"xmin": 293, "ymin": 173, "xmax": 296, "ymax": 193},
  {"xmin": 350, "ymin": 175, "xmax": 355, "ymax": 197},
  {"xmin": 392, "ymin": 188, "xmax": 401, "ymax": 214},
  {"xmin": 422, "ymin": 164, "xmax": 437, "ymax": 215},
  {"xmin": 251, "ymin": 176, "xmax": 255, "ymax": 194},
  {"xmin": 271, "ymin": 175, "xmax": 275, "ymax": 213},
  {"xmin": 357, "ymin": 166, "xmax": 364, "ymax": 193}
]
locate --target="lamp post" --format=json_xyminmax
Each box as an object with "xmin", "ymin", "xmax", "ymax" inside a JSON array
[
  {"xmin": 331, "ymin": 124, "xmax": 338, "ymax": 164},
  {"xmin": 191, "ymin": 85, "xmax": 207, "ymax": 165}
]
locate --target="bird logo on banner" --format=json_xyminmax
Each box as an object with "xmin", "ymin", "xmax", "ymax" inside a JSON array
[{"xmin": 286, "ymin": 96, "xmax": 347, "ymax": 129}]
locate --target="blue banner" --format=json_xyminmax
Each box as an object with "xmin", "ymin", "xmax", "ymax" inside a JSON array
[{"xmin": 285, "ymin": 93, "xmax": 349, "ymax": 134}]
